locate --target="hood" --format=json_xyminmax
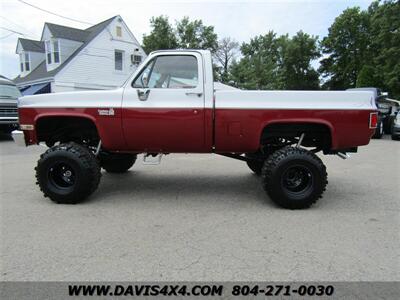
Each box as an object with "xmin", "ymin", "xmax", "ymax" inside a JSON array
[{"xmin": 18, "ymin": 88, "xmax": 124, "ymax": 108}]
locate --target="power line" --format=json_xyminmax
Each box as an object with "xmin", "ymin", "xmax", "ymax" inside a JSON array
[
  {"xmin": 15, "ymin": 0, "xmax": 93, "ymax": 25},
  {"xmin": 0, "ymin": 32, "xmax": 15, "ymax": 39},
  {"xmin": 0, "ymin": 15, "xmax": 37, "ymax": 37},
  {"xmin": 0, "ymin": 26, "xmax": 26, "ymax": 36}
]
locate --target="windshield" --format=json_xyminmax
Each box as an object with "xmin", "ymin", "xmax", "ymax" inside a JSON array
[{"xmin": 0, "ymin": 84, "xmax": 21, "ymax": 99}]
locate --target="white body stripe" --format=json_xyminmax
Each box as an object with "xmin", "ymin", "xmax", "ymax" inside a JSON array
[
  {"xmin": 215, "ymin": 90, "xmax": 376, "ymax": 110},
  {"xmin": 19, "ymin": 87, "xmax": 376, "ymax": 111}
]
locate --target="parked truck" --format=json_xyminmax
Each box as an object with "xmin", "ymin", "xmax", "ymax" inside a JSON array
[
  {"xmin": 0, "ymin": 76, "xmax": 20, "ymax": 134},
  {"xmin": 347, "ymin": 87, "xmax": 399, "ymax": 138},
  {"xmin": 12, "ymin": 50, "xmax": 378, "ymax": 209}
]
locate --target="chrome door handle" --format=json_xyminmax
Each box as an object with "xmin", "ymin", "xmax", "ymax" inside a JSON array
[
  {"xmin": 185, "ymin": 92, "xmax": 203, "ymax": 97},
  {"xmin": 137, "ymin": 89, "xmax": 150, "ymax": 101}
]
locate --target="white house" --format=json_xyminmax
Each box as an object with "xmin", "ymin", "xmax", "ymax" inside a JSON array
[{"xmin": 14, "ymin": 16, "xmax": 146, "ymax": 95}]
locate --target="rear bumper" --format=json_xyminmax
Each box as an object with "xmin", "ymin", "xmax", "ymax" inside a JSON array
[{"xmin": 11, "ymin": 130, "xmax": 26, "ymax": 147}]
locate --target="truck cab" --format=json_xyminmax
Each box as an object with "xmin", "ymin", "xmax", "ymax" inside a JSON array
[{"xmin": 121, "ymin": 50, "xmax": 214, "ymax": 152}]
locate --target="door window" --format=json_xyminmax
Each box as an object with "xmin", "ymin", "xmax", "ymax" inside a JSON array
[{"xmin": 133, "ymin": 55, "xmax": 198, "ymax": 89}]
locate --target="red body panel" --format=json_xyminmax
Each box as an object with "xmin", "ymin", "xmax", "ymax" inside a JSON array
[
  {"xmin": 214, "ymin": 108, "xmax": 375, "ymax": 152},
  {"xmin": 19, "ymin": 106, "xmax": 375, "ymax": 153},
  {"xmin": 121, "ymin": 108, "xmax": 207, "ymax": 152}
]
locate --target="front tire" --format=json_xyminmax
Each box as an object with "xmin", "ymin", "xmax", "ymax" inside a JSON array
[
  {"xmin": 35, "ymin": 142, "xmax": 101, "ymax": 204},
  {"xmin": 261, "ymin": 146, "xmax": 327, "ymax": 209},
  {"xmin": 100, "ymin": 153, "xmax": 137, "ymax": 173}
]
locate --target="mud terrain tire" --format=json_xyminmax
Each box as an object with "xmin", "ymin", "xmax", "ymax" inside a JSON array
[
  {"xmin": 36, "ymin": 142, "xmax": 101, "ymax": 204},
  {"xmin": 261, "ymin": 146, "xmax": 327, "ymax": 209}
]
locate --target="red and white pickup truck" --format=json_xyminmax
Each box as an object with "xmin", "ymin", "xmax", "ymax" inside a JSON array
[{"xmin": 12, "ymin": 50, "xmax": 378, "ymax": 209}]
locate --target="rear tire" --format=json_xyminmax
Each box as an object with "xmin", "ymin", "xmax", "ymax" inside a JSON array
[
  {"xmin": 100, "ymin": 153, "xmax": 137, "ymax": 173},
  {"xmin": 245, "ymin": 150, "xmax": 274, "ymax": 176},
  {"xmin": 261, "ymin": 146, "xmax": 327, "ymax": 209},
  {"xmin": 35, "ymin": 142, "xmax": 101, "ymax": 204}
]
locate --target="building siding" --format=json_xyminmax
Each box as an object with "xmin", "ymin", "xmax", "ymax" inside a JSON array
[{"xmin": 55, "ymin": 18, "xmax": 146, "ymax": 90}]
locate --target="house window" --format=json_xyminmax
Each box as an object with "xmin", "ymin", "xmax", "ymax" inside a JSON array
[
  {"xmin": 19, "ymin": 53, "xmax": 24, "ymax": 72},
  {"xmin": 116, "ymin": 26, "xmax": 122, "ymax": 37},
  {"xmin": 53, "ymin": 40, "xmax": 60, "ymax": 63},
  {"xmin": 19, "ymin": 52, "xmax": 30, "ymax": 72},
  {"xmin": 45, "ymin": 40, "xmax": 61, "ymax": 64},
  {"xmin": 132, "ymin": 55, "xmax": 142, "ymax": 65},
  {"xmin": 24, "ymin": 53, "xmax": 30, "ymax": 71},
  {"xmin": 115, "ymin": 50, "xmax": 124, "ymax": 71},
  {"xmin": 45, "ymin": 40, "xmax": 52, "ymax": 64}
]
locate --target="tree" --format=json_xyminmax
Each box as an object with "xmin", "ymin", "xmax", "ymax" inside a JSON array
[
  {"xmin": 142, "ymin": 16, "xmax": 218, "ymax": 54},
  {"xmin": 175, "ymin": 17, "xmax": 218, "ymax": 52},
  {"xmin": 280, "ymin": 31, "xmax": 320, "ymax": 90},
  {"xmin": 230, "ymin": 31, "xmax": 283, "ymax": 89},
  {"xmin": 319, "ymin": 7, "xmax": 371, "ymax": 90},
  {"xmin": 356, "ymin": 65, "xmax": 378, "ymax": 87},
  {"xmin": 142, "ymin": 16, "xmax": 177, "ymax": 53},
  {"xmin": 230, "ymin": 31, "xmax": 320, "ymax": 90},
  {"xmin": 213, "ymin": 37, "xmax": 239, "ymax": 83},
  {"xmin": 319, "ymin": 1, "xmax": 399, "ymax": 98},
  {"xmin": 368, "ymin": 0, "xmax": 400, "ymax": 98}
]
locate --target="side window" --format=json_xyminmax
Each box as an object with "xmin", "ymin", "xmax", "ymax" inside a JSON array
[{"xmin": 132, "ymin": 55, "xmax": 198, "ymax": 89}]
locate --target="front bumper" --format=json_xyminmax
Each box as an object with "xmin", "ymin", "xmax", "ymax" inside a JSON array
[
  {"xmin": 11, "ymin": 130, "xmax": 26, "ymax": 147},
  {"xmin": 0, "ymin": 116, "xmax": 18, "ymax": 124}
]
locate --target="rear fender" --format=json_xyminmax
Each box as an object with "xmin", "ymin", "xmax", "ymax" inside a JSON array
[{"xmin": 259, "ymin": 119, "xmax": 336, "ymax": 148}]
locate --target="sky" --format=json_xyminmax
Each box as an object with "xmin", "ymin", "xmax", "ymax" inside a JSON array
[{"xmin": 0, "ymin": 0, "xmax": 373, "ymax": 79}]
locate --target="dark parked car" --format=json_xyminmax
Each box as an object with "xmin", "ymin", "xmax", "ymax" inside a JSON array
[
  {"xmin": 0, "ymin": 76, "xmax": 20, "ymax": 134},
  {"xmin": 347, "ymin": 87, "xmax": 391, "ymax": 139},
  {"xmin": 391, "ymin": 112, "xmax": 400, "ymax": 140}
]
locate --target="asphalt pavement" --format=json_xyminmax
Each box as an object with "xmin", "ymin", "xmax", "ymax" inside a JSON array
[{"xmin": 0, "ymin": 135, "xmax": 399, "ymax": 281}]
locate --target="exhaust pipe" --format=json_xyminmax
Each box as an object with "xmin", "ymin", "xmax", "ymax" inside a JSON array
[{"xmin": 337, "ymin": 152, "xmax": 350, "ymax": 160}]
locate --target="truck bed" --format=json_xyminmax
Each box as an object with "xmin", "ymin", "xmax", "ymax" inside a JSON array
[{"xmin": 214, "ymin": 90, "xmax": 376, "ymax": 152}]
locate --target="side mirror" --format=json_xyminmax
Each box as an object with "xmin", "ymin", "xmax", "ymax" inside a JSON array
[{"xmin": 141, "ymin": 72, "xmax": 149, "ymax": 88}]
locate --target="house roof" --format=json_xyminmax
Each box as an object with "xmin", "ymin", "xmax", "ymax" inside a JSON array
[
  {"xmin": 14, "ymin": 16, "xmax": 118, "ymax": 85},
  {"xmin": 18, "ymin": 38, "xmax": 45, "ymax": 53},
  {"xmin": 14, "ymin": 61, "xmax": 57, "ymax": 84},
  {"xmin": 44, "ymin": 23, "xmax": 90, "ymax": 42}
]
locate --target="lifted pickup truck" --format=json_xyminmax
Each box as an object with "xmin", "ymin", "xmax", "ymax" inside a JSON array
[{"xmin": 13, "ymin": 50, "xmax": 377, "ymax": 209}]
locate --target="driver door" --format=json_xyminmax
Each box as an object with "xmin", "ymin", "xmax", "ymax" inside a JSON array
[{"xmin": 122, "ymin": 53, "xmax": 205, "ymax": 152}]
